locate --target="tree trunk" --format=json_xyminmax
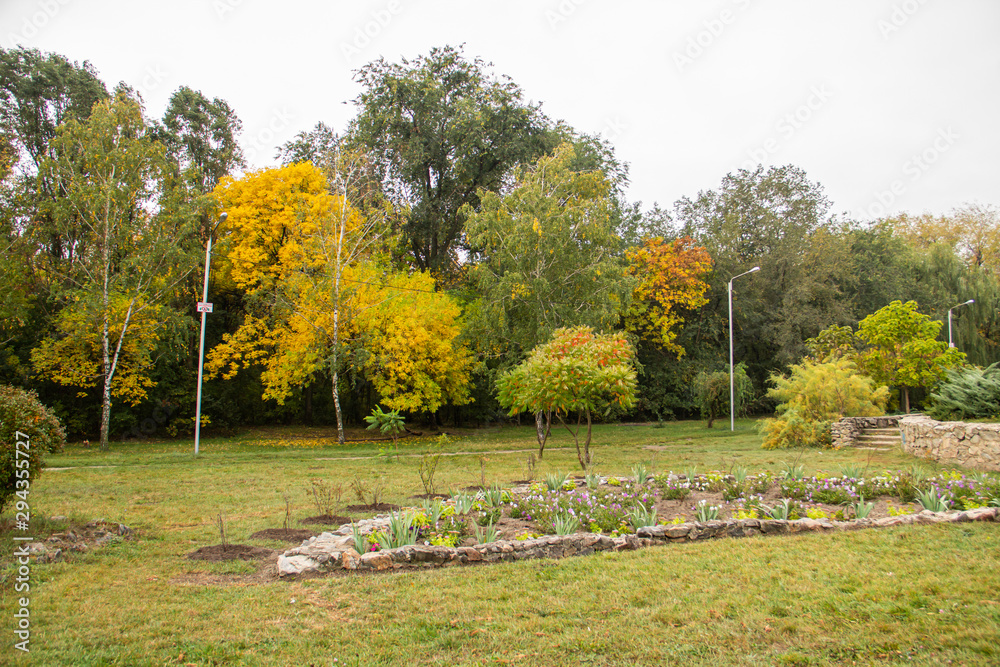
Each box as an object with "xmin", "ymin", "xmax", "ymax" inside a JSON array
[
  {"xmin": 332, "ymin": 368, "xmax": 344, "ymax": 445},
  {"xmin": 535, "ymin": 411, "xmax": 552, "ymax": 459},
  {"xmin": 902, "ymin": 386, "xmax": 910, "ymax": 413},
  {"xmin": 583, "ymin": 410, "xmax": 592, "ymax": 466}
]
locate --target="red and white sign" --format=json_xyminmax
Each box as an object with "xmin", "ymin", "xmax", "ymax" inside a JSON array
[{"xmin": 196, "ymin": 302, "xmax": 214, "ymax": 313}]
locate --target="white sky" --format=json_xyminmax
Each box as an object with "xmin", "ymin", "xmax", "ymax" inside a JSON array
[{"xmin": 3, "ymin": 0, "xmax": 998, "ymax": 221}]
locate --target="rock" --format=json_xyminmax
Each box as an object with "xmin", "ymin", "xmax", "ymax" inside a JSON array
[
  {"xmin": 360, "ymin": 552, "xmax": 393, "ymax": 571},
  {"xmin": 278, "ymin": 555, "xmax": 320, "ymax": 577}
]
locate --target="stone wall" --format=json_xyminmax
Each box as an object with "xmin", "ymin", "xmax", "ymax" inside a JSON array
[
  {"xmin": 830, "ymin": 415, "xmax": 903, "ymax": 448},
  {"xmin": 900, "ymin": 415, "xmax": 1000, "ymax": 471},
  {"xmin": 277, "ymin": 507, "xmax": 999, "ymax": 577}
]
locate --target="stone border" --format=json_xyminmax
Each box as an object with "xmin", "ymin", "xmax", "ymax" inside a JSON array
[
  {"xmin": 277, "ymin": 507, "xmax": 999, "ymax": 577},
  {"xmin": 900, "ymin": 415, "xmax": 1000, "ymax": 471}
]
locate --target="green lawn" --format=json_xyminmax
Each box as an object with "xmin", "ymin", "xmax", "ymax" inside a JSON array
[{"xmin": 2, "ymin": 420, "xmax": 998, "ymax": 666}]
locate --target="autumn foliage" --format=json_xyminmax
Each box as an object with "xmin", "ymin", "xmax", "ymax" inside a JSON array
[{"xmin": 624, "ymin": 236, "xmax": 712, "ymax": 356}]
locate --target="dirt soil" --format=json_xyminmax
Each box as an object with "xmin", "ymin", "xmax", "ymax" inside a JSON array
[
  {"xmin": 301, "ymin": 514, "xmax": 354, "ymax": 526},
  {"xmin": 186, "ymin": 544, "xmax": 277, "ymax": 561},
  {"xmin": 345, "ymin": 503, "xmax": 400, "ymax": 513},
  {"xmin": 248, "ymin": 528, "xmax": 315, "ymax": 542}
]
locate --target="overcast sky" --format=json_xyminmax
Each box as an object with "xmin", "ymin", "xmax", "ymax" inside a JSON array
[{"xmin": 2, "ymin": 0, "xmax": 998, "ymax": 221}]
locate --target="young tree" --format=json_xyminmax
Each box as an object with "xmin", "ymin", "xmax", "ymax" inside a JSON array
[
  {"xmin": 856, "ymin": 300, "xmax": 965, "ymax": 412},
  {"xmin": 497, "ymin": 326, "xmax": 637, "ymax": 468},
  {"xmin": 31, "ymin": 91, "xmax": 195, "ymax": 449}
]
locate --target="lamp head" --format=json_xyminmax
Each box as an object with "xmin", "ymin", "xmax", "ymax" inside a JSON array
[
  {"xmin": 965, "ymin": 299, "xmax": 975, "ymax": 305},
  {"xmin": 750, "ymin": 266, "xmax": 760, "ymax": 273}
]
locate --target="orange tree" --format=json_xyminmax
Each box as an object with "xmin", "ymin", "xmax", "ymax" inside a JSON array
[
  {"xmin": 497, "ymin": 326, "xmax": 637, "ymax": 468},
  {"xmin": 623, "ymin": 236, "xmax": 712, "ymax": 356}
]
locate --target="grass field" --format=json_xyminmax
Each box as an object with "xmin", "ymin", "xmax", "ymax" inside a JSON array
[{"xmin": 2, "ymin": 420, "xmax": 999, "ymax": 666}]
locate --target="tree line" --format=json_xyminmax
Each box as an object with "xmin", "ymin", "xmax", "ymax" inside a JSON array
[{"xmin": 1, "ymin": 44, "xmax": 997, "ymax": 448}]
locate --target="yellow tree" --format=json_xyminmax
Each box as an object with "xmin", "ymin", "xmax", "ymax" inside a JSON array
[
  {"xmin": 207, "ymin": 162, "xmax": 471, "ymax": 441},
  {"xmin": 623, "ymin": 236, "xmax": 713, "ymax": 356},
  {"xmin": 31, "ymin": 91, "xmax": 193, "ymax": 450}
]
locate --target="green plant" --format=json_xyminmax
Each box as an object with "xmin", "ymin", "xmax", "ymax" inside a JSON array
[
  {"xmin": 628, "ymin": 505, "xmax": 658, "ymax": 531},
  {"xmin": 477, "ymin": 506, "xmax": 501, "ymax": 526},
  {"xmin": 695, "ymin": 500, "xmax": 719, "ymax": 522},
  {"xmin": 916, "ymin": 488, "xmax": 950, "ymax": 513},
  {"xmin": 684, "ymin": 466, "xmax": 699, "ymax": 483},
  {"xmin": 764, "ymin": 498, "xmax": 793, "ymax": 520},
  {"xmin": 374, "ymin": 511, "xmax": 417, "ymax": 549},
  {"xmin": 552, "ymin": 512, "xmax": 580, "ymax": 535},
  {"xmin": 989, "ymin": 496, "xmax": 1000, "ymax": 508},
  {"xmin": 607, "ymin": 477, "xmax": 621, "ymax": 487},
  {"xmin": 451, "ymin": 491, "xmax": 475, "ymax": 515},
  {"xmin": 420, "ymin": 498, "xmax": 445, "ymax": 524},
  {"xmin": 0, "ymin": 385, "xmax": 66, "ymax": 512},
  {"xmin": 350, "ymin": 522, "xmax": 368, "ymax": 553},
  {"xmin": 631, "ymin": 462, "xmax": 651, "ymax": 485},
  {"xmin": 482, "ymin": 484, "xmax": 504, "ymax": 508},
  {"xmin": 473, "ymin": 521, "xmax": 499, "ymax": 544},
  {"xmin": 585, "ymin": 472, "xmax": 601, "ymax": 490},
  {"xmin": 851, "ymin": 497, "xmax": 874, "ymax": 519},
  {"xmin": 732, "ymin": 465, "xmax": 749, "ymax": 485},
  {"xmin": 282, "ymin": 494, "xmax": 292, "ymax": 530},
  {"xmin": 216, "ymin": 513, "xmax": 228, "ymax": 549},
  {"xmin": 838, "ymin": 463, "xmax": 865, "ymax": 480},
  {"xmin": 545, "ymin": 471, "xmax": 570, "ymax": 492},
  {"xmin": 805, "ymin": 507, "xmax": 829, "ymax": 520},
  {"xmin": 926, "ymin": 363, "xmax": 1000, "ymax": 420},
  {"xmin": 364, "ymin": 405, "xmax": 406, "ymax": 459},
  {"xmin": 780, "ymin": 461, "xmax": 805, "ymax": 481}
]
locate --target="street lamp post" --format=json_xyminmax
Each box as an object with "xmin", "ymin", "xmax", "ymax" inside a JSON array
[
  {"xmin": 947, "ymin": 299, "xmax": 975, "ymax": 348},
  {"xmin": 194, "ymin": 212, "xmax": 227, "ymax": 456},
  {"xmin": 729, "ymin": 266, "xmax": 760, "ymax": 431}
]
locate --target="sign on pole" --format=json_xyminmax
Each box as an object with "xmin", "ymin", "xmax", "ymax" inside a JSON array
[{"xmin": 196, "ymin": 302, "xmax": 214, "ymax": 313}]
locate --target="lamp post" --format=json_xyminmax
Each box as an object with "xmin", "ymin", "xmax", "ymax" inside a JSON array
[
  {"xmin": 947, "ymin": 299, "xmax": 974, "ymax": 348},
  {"xmin": 194, "ymin": 212, "xmax": 227, "ymax": 456},
  {"xmin": 729, "ymin": 266, "xmax": 760, "ymax": 431}
]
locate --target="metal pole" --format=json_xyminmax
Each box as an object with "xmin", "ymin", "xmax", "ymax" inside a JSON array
[
  {"xmin": 729, "ymin": 266, "xmax": 760, "ymax": 431},
  {"xmin": 195, "ymin": 212, "xmax": 226, "ymax": 455},
  {"xmin": 947, "ymin": 299, "xmax": 974, "ymax": 349}
]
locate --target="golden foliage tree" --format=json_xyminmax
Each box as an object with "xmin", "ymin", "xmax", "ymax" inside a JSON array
[{"xmin": 623, "ymin": 236, "xmax": 712, "ymax": 356}]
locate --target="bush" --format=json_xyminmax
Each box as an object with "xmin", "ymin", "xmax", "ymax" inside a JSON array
[
  {"xmin": 926, "ymin": 363, "xmax": 1000, "ymax": 421},
  {"xmin": 759, "ymin": 358, "xmax": 888, "ymax": 449},
  {"xmin": 0, "ymin": 385, "xmax": 66, "ymax": 513}
]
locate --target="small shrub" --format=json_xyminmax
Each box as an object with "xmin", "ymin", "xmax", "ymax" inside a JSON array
[
  {"xmin": 0, "ymin": 385, "xmax": 66, "ymax": 513},
  {"xmin": 545, "ymin": 471, "xmax": 569, "ymax": 492}
]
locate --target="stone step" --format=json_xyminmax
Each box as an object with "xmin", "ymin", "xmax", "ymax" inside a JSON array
[{"xmin": 862, "ymin": 428, "xmax": 901, "ymax": 436}]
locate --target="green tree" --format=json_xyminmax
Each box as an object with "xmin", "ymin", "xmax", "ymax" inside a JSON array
[
  {"xmin": 693, "ymin": 363, "xmax": 753, "ymax": 428},
  {"xmin": 856, "ymin": 300, "xmax": 965, "ymax": 412},
  {"xmin": 348, "ymin": 45, "xmax": 556, "ymax": 278},
  {"xmin": 497, "ymin": 326, "xmax": 637, "ymax": 468},
  {"xmin": 926, "ymin": 363, "xmax": 1000, "ymax": 421},
  {"xmin": 0, "ymin": 385, "xmax": 65, "ymax": 512},
  {"xmin": 31, "ymin": 91, "xmax": 195, "ymax": 449}
]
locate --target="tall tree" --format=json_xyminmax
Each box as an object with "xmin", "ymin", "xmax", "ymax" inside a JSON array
[
  {"xmin": 348, "ymin": 45, "xmax": 556, "ymax": 278},
  {"xmin": 856, "ymin": 300, "xmax": 964, "ymax": 413},
  {"xmin": 206, "ymin": 163, "xmax": 471, "ymax": 437},
  {"xmin": 675, "ymin": 165, "xmax": 851, "ymax": 381},
  {"xmin": 464, "ymin": 143, "xmax": 634, "ymax": 364},
  {"xmin": 31, "ymin": 91, "xmax": 195, "ymax": 449}
]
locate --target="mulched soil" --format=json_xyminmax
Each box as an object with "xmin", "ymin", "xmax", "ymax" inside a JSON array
[
  {"xmin": 409, "ymin": 493, "xmax": 451, "ymax": 500},
  {"xmin": 248, "ymin": 528, "xmax": 315, "ymax": 542},
  {"xmin": 186, "ymin": 544, "xmax": 276, "ymax": 562},
  {"xmin": 300, "ymin": 514, "xmax": 354, "ymax": 526}
]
